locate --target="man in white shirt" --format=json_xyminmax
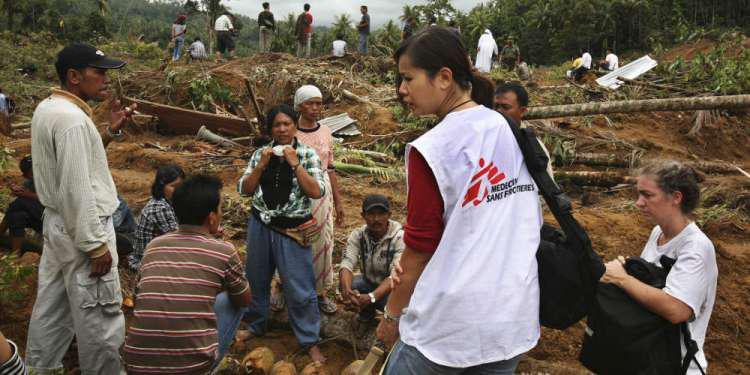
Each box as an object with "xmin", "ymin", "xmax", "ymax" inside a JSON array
[
  {"xmin": 25, "ymin": 43, "xmax": 136, "ymax": 374},
  {"xmin": 214, "ymin": 12, "xmax": 235, "ymax": 61},
  {"xmin": 573, "ymin": 48, "xmax": 592, "ymax": 82},
  {"xmin": 332, "ymin": 32, "xmax": 347, "ymax": 57},
  {"xmin": 188, "ymin": 37, "xmax": 208, "ymax": 61},
  {"xmin": 604, "ymin": 49, "xmax": 619, "ymax": 71}
]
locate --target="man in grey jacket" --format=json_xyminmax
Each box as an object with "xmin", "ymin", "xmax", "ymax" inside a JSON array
[
  {"xmin": 26, "ymin": 43, "xmax": 136, "ymax": 374},
  {"xmin": 339, "ymin": 194, "xmax": 404, "ymax": 323}
]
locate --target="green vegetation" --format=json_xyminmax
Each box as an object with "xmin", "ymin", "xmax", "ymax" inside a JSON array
[{"xmin": 0, "ymin": 254, "xmax": 35, "ymax": 309}]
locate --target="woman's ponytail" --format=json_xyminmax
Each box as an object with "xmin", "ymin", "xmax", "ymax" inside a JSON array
[{"xmin": 470, "ymin": 70, "xmax": 495, "ymax": 109}]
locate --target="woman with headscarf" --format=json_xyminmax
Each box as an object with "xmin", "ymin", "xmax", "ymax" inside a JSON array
[
  {"xmin": 475, "ymin": 29, "xmax": 498, "ymax": 73},
  {"xmin": 238, "ymin": 104, "xmax": 328, "ymax": 363},
  {"xmin": 289, "ymin": 84, "xmax": 344, "ymax": 315},
  {"xmin": 171, "ymin": 14, "xmax": 188, "ymax": 61}
]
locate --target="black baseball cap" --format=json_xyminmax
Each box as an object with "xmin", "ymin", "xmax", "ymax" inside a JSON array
[
  {"xmin": 55, "ymin": 43, "xmax": 126, "ymax": 80},
  {"xmin": 362, "ymin": 194, "xmax": 390, "ymax": 212}
]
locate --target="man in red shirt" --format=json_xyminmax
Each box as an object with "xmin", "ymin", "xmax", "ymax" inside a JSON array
[{"xmin": 295, "ymin": 4, "xmax": 313, "ymax": 58}]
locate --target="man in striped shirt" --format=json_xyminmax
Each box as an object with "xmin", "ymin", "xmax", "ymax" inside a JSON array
[{"xmin": 124, "ymin": 175, "xmax": 251, "ymax": 374}]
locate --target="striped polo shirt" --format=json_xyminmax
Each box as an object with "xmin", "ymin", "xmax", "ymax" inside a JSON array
[{"xmin": 124, "ymin": 226, "xmax": 249, "ymax": 374}]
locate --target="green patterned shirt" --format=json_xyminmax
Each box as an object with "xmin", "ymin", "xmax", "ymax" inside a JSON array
[{"xmin": 238, "ymin": 139, "xmax": 326, "ymax": 224}]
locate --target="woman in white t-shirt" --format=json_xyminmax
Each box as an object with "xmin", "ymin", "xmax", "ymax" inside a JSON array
[
  {"xmin": 332, "ymin": 32, "xmax": 347, "ymax": 57},
  {"xmin": 601, "ymin": 160, "xmax": 717, "ymax": 374},
  {"xmin": 171, "ymin": 14, "xmax": 188, "ymax": 62},
  {"xmin": 377, "ymin": 26, "xmax": 542, "ymax": 374}
]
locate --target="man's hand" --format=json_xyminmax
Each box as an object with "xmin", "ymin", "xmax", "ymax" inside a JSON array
[
  {"xmin": 389, "ymin": 261, "xmax": 404, "ymax": 289},
  {"xmin": 89, "ymin": 249, "xmax": 113, "ymax": 278},
  {"xmin": 342, "ymin": 289, "xmax": 360, "ymax": 308},
  {"xmin": 600, "ymin": 256, "xmax": 629, "ymax": 287},
  {"xmin": 376, "ymin": 317, "xmax": 399, "ymax": 348},
  {"xmin": 109, "ymin": 99, "xmax": 137, "ymax": 133},
  {"xmin": 356, "ymin": 293, "xmax": 372, "ymax": 308},
  {"xmin": 282, "ymin": 146, "xmax": 300, "ymax": 168}
]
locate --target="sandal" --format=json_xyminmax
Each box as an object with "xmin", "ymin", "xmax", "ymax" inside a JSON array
[{"xmin": 318, "ymin": 295, "xmax": 338, "ymax": 315}]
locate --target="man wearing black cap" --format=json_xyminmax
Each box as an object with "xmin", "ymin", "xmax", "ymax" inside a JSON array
[
  {"xmin": 339, "ymin": 194, "xmax": 404, "ymax": 325},
  {"xmin": 25, "ymin": 43, "xmax": 135, "ymax": 374}
]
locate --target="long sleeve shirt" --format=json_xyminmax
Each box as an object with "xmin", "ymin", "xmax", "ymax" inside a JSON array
[
  {"xmin": 340, "ymin": 220, "xmax": 405, "ymax": 285},
  {"xmin": 31, "ymin": 89, "xmax": 119, "ymax": 254}
]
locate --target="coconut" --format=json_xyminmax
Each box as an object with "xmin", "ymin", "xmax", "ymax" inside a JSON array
[
  {"xmin": 300, "ymin": 361, "xmax": 329, "ymax": 375},
  {"xmin": 270, "ymin": 360, "xmax": 297, "ymax": 375},
  {"xmin": 243, "ymin": 346, "xmax": 275, "ymax": 374}
]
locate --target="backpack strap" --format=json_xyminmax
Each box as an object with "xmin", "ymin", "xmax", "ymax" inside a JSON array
[
  {"xmin": 680, "ymin": 322, "xmax": 706, "ymax": 375},
  {"xmin": 501, "ymin": 113, "xmax": 605, "ymax": 299}
]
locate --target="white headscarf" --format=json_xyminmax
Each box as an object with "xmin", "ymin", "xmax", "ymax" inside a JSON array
[{"xmin": 294, "ymin": 85, "xmax": 323, "ymax": 110}]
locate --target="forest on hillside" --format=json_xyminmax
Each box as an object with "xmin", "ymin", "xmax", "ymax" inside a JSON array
[{"xmin": 1, "ymin": 0, "xmax": 750, "ymax": 64}]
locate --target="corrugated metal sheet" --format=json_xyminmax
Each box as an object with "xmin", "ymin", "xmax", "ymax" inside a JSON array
[
  {"xmin": 319, "ymin": 113, "xmax": 361, "ymax": 136},
  {"xmin": 596, "ymin": 55, "xmax": 658, "ymax": 90}
]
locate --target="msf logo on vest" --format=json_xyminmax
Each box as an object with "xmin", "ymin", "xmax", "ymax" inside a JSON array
[
  {"xmin": 462, "ymin": 158, "xmax": 505, "ymax": 207},
  {"xmin": 462, "ymin": 157, "xmax": 535, "ymax": 208}
]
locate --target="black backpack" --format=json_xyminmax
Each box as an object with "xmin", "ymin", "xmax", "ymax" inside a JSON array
[
  {"xmin": 580, "ymin": 256, "xmax": 706, "ymax": 375},
  {"xmin": 503, "ymin": 114, "xmax": 606, "ymax": 330}
]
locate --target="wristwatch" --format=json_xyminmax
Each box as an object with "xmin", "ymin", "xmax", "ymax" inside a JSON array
[
  {"xmin": 106, "ymin": 126, "xmax": 123, "ymax": 139},
  {"xmin": 368, "ymin": 292, "xmax": 376, "ymax": 304}
]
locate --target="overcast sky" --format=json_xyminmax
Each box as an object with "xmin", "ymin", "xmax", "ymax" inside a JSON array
[{"xmin": 223, "ymin": 0, "xmax": 480, "ymax": 27}]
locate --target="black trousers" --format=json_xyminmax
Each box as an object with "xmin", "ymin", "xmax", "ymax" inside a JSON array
[{"xmin": 5, "ymin": 197, "xmax": 43, "ymax": 236}]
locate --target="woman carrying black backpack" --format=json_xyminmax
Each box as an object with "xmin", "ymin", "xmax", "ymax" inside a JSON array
[{"xmin": 593, "ymin": 160, "xmax": 717, "ymax": 374}]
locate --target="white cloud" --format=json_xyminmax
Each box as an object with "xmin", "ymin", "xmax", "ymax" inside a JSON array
[{"xmin": 223, "ymin": 0, "xmax": 479, "ymax": 28}]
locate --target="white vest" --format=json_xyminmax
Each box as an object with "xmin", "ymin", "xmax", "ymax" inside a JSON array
[{"xmin": 400, "ymin": 105, "xmax": 542, "ymax": 367}]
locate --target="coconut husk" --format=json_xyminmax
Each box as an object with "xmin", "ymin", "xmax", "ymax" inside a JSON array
[
  {"xmin": 300, "ymin": 361, "xmax": 329, "ymax": 375},
  {"xmin": 243, "ymin": 346, "xmax": 275, "ymax": 374},
  {"xmin": 270, "ymin": 361, "xmax": 297, "ymax": 375}
]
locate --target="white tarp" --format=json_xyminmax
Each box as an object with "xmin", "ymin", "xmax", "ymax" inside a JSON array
[{"xmin": 596, "ymin": 55, "xmax": 658, "ymax": 90}]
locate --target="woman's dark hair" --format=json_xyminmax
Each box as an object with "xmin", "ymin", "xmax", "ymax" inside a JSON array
[
  {"xmin": 262, "ymin": 2, "xmax": 270, "ymax": 9},
  {"xmin": 304, "ymin": 3, "xmax": 310, "ymax": 11},
  {"xmin": 394, "ymin": 26, "xmax": 495, "ymax": 108},
  {"xmin": 151, "ymin": 165, "xmax": 186, "ymax": 199},
  {"xmin": 172, "ymin": 174, "xmax": 223, "ymax": 226},
  {"xmin": 19, "ymin": 155, "xmax": 32, "ymax": 175},
  {"xmin": 637, "ymin": 160, "xmax": 701, "ymax": 214},
  {"xmin": 175, "ymin": 15, "xmax": 186, "ymax": 24},
  {"xmin": 265, "ymin": 104, "xmax": 298, "ymax": 134}
]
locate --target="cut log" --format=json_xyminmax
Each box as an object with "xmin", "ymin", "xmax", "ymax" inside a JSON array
[
  {"xmin": 244, "ymin": 78, "xmax": 266, "ymax": 130},
  {"xmin": 122, "ymin": 96, "xmax": 251, "ymax": 137},
  {"xmin": 341, "ymin": 89, "xmax": 376, "ymax": 107},
  {"xmin": 554, "ymin": 171, "xmax": 636, "ymax": 187},
  {"xmin": 525, "ymin": 95, "xmax": 750, "ymax": 120},
  {"xmin": 570, "ymin": 153, "xmax": 632, "ymax": 168},
  {"xmin": 11, "ymin": 122, "xmax": 31, "ymax": 130}
]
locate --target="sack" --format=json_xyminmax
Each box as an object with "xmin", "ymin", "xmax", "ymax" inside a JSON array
[
  {"xmin": 272, "ymin": 218, "xmax": 320, "ymax": 248},
  {"xmin": 503, "ymin": 113, "xmax": 605, "ymax": 330},
  {"xmin": 580, "ymin": 256, "xmax": 705, "ymax": 375}
]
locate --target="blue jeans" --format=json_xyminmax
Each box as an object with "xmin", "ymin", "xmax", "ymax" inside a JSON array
[
  {"xmin": 359, "ymin": 33, "xmax": 368, "ymax": 54},
  {"xmin": 352, "ymin": 276, "xmax": 387, "ymax": 321},
  {"xmin": 172, "ymin": 38, "xmax": 184, "ymax": 61},
  {"xmin": 384, "ymin": 340, "xmax": 522, "ymax": 375},
  {"xmin": 243, "ymin": 215, "xmax": 320, "ymax": 347},
  {"xmin": 213, "ymin": 291, "xmax": 246, "ymax": 362}
]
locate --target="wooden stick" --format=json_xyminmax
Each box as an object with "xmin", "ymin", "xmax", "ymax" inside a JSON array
[
  {"xmin": 356, "ymin": 346, "xmax": 384, "ymax": 375},
  {"xmin": 243, "ymin": 78, "xmax": 265, "ymax": 130}
]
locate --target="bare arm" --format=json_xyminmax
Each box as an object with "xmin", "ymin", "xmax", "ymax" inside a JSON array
[
  {"xmin": 328, "ymin": 169, "xmax": 345, "ymax": 226},
  {"xmin": 601, "ymin": 259, "xmax": 692, "ymax": 324},
  {"xmin": 384, "ymin": 246, "xmax": 432, "ymax": 316}
]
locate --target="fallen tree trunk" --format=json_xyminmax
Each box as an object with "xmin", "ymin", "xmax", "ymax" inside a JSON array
[
  {"xmin": 525, "ymin": 94, "xmax": 750, "ymax": 120},
  {"xmin": 568, "ymin": 153, "xmax": 746, "ymax": 175},
  {"xmin": 122, "ymin": 96, "xmax": 252, "ymax": 137},
  {"xmin": 554, "ymin": 171, "xmax": 636, "ymax": 187}
]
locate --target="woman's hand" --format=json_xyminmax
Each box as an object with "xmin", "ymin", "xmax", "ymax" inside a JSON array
[
  {"xmin": 258, "ymin": 147, "xmax": 273, "ymax": 170},
  {"xmin": 600, "ymin": 256, "xmax": 629, "ymax": 287},
  {"xmin": 282, "ymin": 146, "xmax": 300, "ymax": 168}
]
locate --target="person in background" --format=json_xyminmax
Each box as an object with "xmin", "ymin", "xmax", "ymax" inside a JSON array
[
  {"xmin": 500, "ymin": 37, "xmax": 520, "ymax": 71},
  {"xmin": 129, "ymin": 164, "xmax": 185, "ymax": 271},
  {"xmin": 26, "ymin": 42, "xmax": 136, "ymax": 374},
  {"xmin": 377, "ymin": 27, "xmax": 543, "ymax": 374},
  {"xmin": 188, "ymin": 37, "xmax": 208, "ymax": 61},
  {"xmin": 600, "ymin": 160, "xmax": 717, "ymax": 374},
  {"xmin": 0, "ymin": 155, "xmax": 43, "ymax": 256},
  {"xmin": 494, "ymin": 83, "xmax": 554, "ymax": 179},
  {"xmin": 0, "ymin": 330, "xmax": 25, "ymax": 375},
  {"xmin": 258, "ymin": 2, "xmax": 276, "ymax": 53},
  {"xmin": 516, "ymin": 56, "xmax": 531, "ymax": 80},
  {"xmin": 171, "ymin": 14, "xmax": 187, "ymax": 62},
  {"xmin": 447, "ymin": 20, "xmax": 460, "ymax": 37},
  {"xmin": 294, "ymin": 85, "xmax": 346, "ymax": 315},
  {"xmin": 238, "ymin": 104, "xmax": 327, "ymax": 363},
  {"xmin": 215, "ymin": 11, "xmax": 235, "ymax": 62},
  {"xmin": 572, "ymin": 48, "xmax": 593, "ymax": 81},
  {"xmin": 0, "ymin": 87, "xmax": 9, "ymax": 135},
  {"xmin": 332, "ymin": 32, "xmax": 347, "ymax": 57},
  {"xmin": 401, "ymin": 17, "xmax": 416, "ymax": 41},
  {"xmin": 295, "ymin": 4, "xmax": 313, "ymax": 58},
  {"xmin": 124, "ymin": 174, "xmax": 250, "ymax": 374},
  {"xmin": 339, "ymin": 194, "xmax": 404, "ymax": 324},
  {"xmin": 604, "ymin": 49, "xmax": 619, "ymax": 71},
  {"xmin": 475, "ymin": 29, "xmax": 498, "ymax": 73},
  {"xmin": 357, "ymin": 6, "xmax": 370, "ymax": 55}
]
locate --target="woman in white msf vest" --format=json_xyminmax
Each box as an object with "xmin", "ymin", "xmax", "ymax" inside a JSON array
[{"xmin": 377, "ymin": 26, "xmax": 543, "ymax": 374}]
